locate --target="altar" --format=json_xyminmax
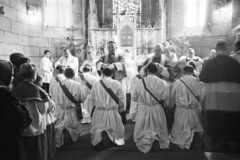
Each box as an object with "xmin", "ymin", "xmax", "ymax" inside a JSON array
[{"xmin": 88, "ymin": 0, "xmax": 167, "ymax": 61}]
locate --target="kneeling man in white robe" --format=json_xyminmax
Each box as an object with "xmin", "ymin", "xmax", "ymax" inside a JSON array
[
  {"xmin": 89, "ymin": 67, "xmax": 125, "ymax": 150},
  {"xmin": 170, "ymin": 65, "xmax": 204, "ymax": 150},
  {"xmin": 132, "ymin": 62, "xmax": 170, "ymax": 153},
  {"xmin": 54, "ymin": 68, "xmax": 87, "ymax": 147},
  {"xmin": 75, "ymin": 64, "xmax": 98, "ymax": 124}
]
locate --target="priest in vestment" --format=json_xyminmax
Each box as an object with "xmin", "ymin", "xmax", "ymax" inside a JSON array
[
  {"xmin": 170, "ymin": 65, "xmax": 204, "ymax": 150},
  {"xmin": 54, "ymin": 68, "xmax": 87, "ymax": 147},
  {"xmin": 132, "ymin": 63, "xmax": 169, "ymax": 153},
  {"xmin": 55, "ymin": 48, "xmax": 79, "ymax": 77},
  {"xmin": 96, "ymin": 41, "xmax": 127, "ymax": 83}
]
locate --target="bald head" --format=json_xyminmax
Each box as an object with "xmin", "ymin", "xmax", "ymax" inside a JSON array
[
  {"xmin": 209, "ymin": 49, "xmax": 216, "ymax": 58},
  {"xmin": 154, "ymin": 44, "xmax": 163, "ymax": 56}
]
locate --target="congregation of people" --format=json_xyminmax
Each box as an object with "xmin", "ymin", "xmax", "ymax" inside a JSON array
[{"xmin": 1, "ymin": 39, "xmax": 240, "ymax": 160}]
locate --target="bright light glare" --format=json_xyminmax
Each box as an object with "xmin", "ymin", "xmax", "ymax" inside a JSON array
[{"xmin": 186, "ymin": 0, "xmax": 207, "ymax": 27}]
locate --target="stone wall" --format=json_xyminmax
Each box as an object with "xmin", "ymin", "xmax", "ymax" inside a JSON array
[
  {"xmin": 166, "ymin": 0, "xmax": 239, "ymax": 58},
  {"xmin": 0, "ymin": 0, "xmax": 85, "ymax": 67}
]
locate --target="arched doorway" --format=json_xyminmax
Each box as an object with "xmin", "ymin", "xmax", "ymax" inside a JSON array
[{"xmin": 121, "ymin": 26, "xmax": 133, "ymax": 47}]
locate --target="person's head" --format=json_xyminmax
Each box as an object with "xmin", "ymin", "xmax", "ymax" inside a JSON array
[
  {"xmin": 183, "ymin": 65, "xmax": 194, "ymax": 75},
  {"xmin": 162, "ymin": 41, "xmax": 170, "ymax": 48},
  {"xmin": 137, "ymin": 65, "xmax": 143, "ymax": 73},
  {"xmin": 34, "ymin": 74, "xmax": 43, "ymax": 87},
  {"xmin": 56, "ymin": 65, "xmax": 65, "ymax": 74},
  {"xmin": 154, "ymin": 44, "xmax": 163, "ymax": 56},
  {"xmin": 86, "ymin": 47, "xmax": 94, "ymax": 60},
  {"xmin": 20, "ymin": 63, "xmax": 37, "ymax": 81},
  {"xmin": 44, "ymin": 50, "xmax": 51, "ymax": 58},
  {"xmin": 234, "ymin": 40, "xmax": 240, "ymax": 52},
  {"xmin": 107, "ymin": 41, "xmax": 117, "ymax": 55},
  {"xmin": 0, "ymin": 60, "xmax": 13, "ymax": 87},
  {"xmin": 146, "ymin": 62, "xmax": 158, "ymax": 75},
  {"xmin": 187, "ymin": 61, "xmax": 196, "ymax": 70},
  {"xmin": 215, "ymin": 40, "xmax": 227, "ymax": 55},
  {"xmin": 82, "ymin": 64, "xmax": 92, "ymax": 73},
  {"xmin": 16, "ymin": 57, "xmax": 30, "ymax": 72},
  {"xmin": 10, "ymin": 53, "xmax": 24, "ymax": 67},
  {"xmin": 187, "ymin": 48, "xmax": 195, "ymax": 58},
  {"xmin": 102, "ymin": 68, "xmax": 113, "ymax": 77},
  {"xmin": 63, "ymin": 48, "xmax": 71, "ymax": 58},
  {"xmin": 209, "ymin": 49, "xmax": 216, "ymax": 58},
  {"xmin": 64, "ymin": 67, "xmax": 75, "ymax": 79}
]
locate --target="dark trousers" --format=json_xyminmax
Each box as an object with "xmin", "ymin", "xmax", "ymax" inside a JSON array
[{"xmin": 42, "ymin": 83, "xmax": 49, "ymax": 94}]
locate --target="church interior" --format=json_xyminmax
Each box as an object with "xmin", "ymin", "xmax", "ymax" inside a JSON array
[{"xmin": 0, "ymin": 0, "xmax": 240, "ymax": 160}]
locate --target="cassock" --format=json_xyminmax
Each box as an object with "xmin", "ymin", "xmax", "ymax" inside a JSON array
[
  {"xmin": 1, "ymin": 85, "xmax": 32, "ymax": 160},
  {"xmin": 199, "ymin": 54, "xmax": 240, "ymax": 151},
  {"xmin": 39, "ymin": 56, "xmax": 53, "ymax": 84},
  {"xmin": 55, "ymin": 54, "xmax": 79, "ymax": 77},
  {"xmin": 89, "ymin": 77, "xmax": 125, "ymax": 146},
  {"xmin": 75, "ymin": 72, "xmax": 98, "ymax": 121},
  {"xmin": 127, "ymin": 75, "xmax": 141, "ymax": 122},
  {"xmin": 132, "ymin": 75, "xmax": 169, "ymax": 153},
  {"xmin": 54, "ymin": 78, "xmax": 86, "ymax": 147},
  {"xmin": 170, "ymin": 75, "xmax": 204, "ymax": 149},
  {"xmin": 231, "ymin": 51, "xmax": 240, "ymax": 63}
]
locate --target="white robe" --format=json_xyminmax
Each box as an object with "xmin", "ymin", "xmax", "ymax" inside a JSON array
[
  {"xmin": 127, "ymin": 75, "xmax": 141, "ymax": 122},
  {"xmin": 132, "ymin": 75, "xmax": 169, "ymax": 153},
  {"xmin": 89, "ymin": 77, "xmax": 125, "ymax": 146},
  {"xmin": 170, "ymin": 75, "xmax": 204, "ymax": 149},
  {"xmin": 75, "ymin": 72, "xmax": 98, "ymax": 119},
  {"xmin": 39, "ymin": 56, "xmax": 53, "ymax": 83},
  {"xmin": 55, "ymin": 56, "xmax": 79, "ymax": 77},
  {"xmin": 49, "ymin": 74, "xmax": 66, "ymax": 116},
  {"xmin": 54, "ymin": 78, "xmax": 87, "ymax": 147}
]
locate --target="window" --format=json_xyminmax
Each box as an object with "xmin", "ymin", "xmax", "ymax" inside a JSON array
[
  {"xmin": 185, "ymin": 0, "xmax": 207, "ymax": 27},
  {"xmin": 113, "ymin": 0, "xmax": 141, "ymax": 28},
  {"xmin": 45, "ymin": 0, "xmax": 73, "ymax": 28}
]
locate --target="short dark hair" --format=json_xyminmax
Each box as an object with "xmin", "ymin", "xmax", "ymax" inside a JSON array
[
  {"xmin": 16, "ymin": 57, "xmax": 30, "ymax": 71},
  {"xmin": 188, "ymin": 61, "xmax": 196, "ymax": 70},
  {"xmin": 34, "ymin": 74, "xmax": 43, "ymax": 87},
  {"xmin": 215, "ymin": 40, "xmax": 227, "ymax": 51},
  {"xmin": 83, "ymin": 64, "xmax": 92, "ymax": 72},
  {"xmin": 10, "ymin": 53, "xmax": 24, "ymax": 66},
  {"xmin": 183, "ymin": 65, "xmax": 194, "ymax": 73},
  {"xmin": 146, "ymin": 63, "xmax": 158, "ymax": 74},
  {"xmin": 44, "ymin": 50, "xmax": 50, "ymax": 54},
  {"xmin": 64, "ymin": 67, "xmax": 75, "ymax": 78},
  {"xmin": 20, "ymin": 63, "xmax": 36, "ymax": 79},
  {"xmin": 102, "ymin": 68, "xmax": 113, "ymax": 76},
  {"xmin": 108, "ymin": 41, "xmax": 116, "ymax": 45},
  {"xmin": 56, "ymin": 65, "xmax": 64, "ymax": 74}
]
